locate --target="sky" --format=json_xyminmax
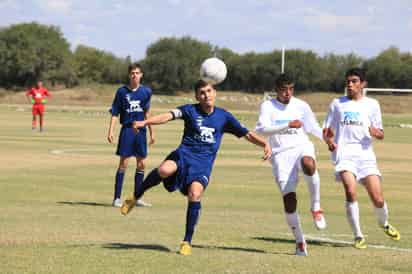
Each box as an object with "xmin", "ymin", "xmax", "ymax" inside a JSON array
[{"xmin": 1, "ymin": 0, "xmax": 411, "ymax": 60}]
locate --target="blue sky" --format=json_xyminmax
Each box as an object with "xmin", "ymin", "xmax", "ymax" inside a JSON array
[{"xmin": 1, "ymin": 0, "xmax": 411, "ymax": 60}]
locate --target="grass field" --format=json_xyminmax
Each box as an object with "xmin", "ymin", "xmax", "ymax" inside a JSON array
[{"xmin": 1, "ymin": 91, "xmax": 412, "ymax": 273}]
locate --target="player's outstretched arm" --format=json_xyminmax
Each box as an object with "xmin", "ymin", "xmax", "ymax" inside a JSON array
[
  {"xmin": 244, "ymin": 131, "xmax": 271, "ymax": 160},
  {"xmin": 132, "ymin": 112, "xmax": 174, "ymax": 133}
]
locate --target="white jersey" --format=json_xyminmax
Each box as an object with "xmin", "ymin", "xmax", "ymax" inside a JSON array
[
  {"xmin": 255, "ymin": 97, "xmax": 322, "ymax": 154},
  {"xmin": 323, "ymin": 96, "xmax": 382, "ymax": 162}
]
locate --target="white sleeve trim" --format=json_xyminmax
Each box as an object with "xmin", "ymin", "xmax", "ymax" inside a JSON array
[{"xmin": 170, "ymin": 109, "xmax": 183, "ymax": 119}]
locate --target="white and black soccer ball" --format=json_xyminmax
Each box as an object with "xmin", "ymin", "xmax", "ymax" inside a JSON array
[{"xmin": 199, "ymin": 57, "xmax": 227, "ymax": 85}]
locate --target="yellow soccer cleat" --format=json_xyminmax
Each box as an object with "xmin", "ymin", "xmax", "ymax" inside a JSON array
[
  {"xmin": 120, "ymin": 195, "xmax": 137, "ymax": 216},
  {"xmin": 354, "ymin": 237, "xmax": 367, "ymax": 249},
  {"xmin": 383, "ymin": 224, "xmax": 400, "ymax": 241},
  {"xmin": 178, "ymin": 241, "xmax": 192, "ymax": 256}
]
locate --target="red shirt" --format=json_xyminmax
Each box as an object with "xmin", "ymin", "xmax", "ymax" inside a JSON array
[{"xmin": 26, "ymin": 87, "xmax": 51, "ymax": 104}]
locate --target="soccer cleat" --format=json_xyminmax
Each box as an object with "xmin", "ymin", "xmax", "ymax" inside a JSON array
[
  {"xmin": 354, "ymin": 237, "xmax": 367, "ymax": 249},
  {"xmin": 120, "ymin": 195, "xmax": 137, "ymax": 216},
  {"xmin": 311, "ymin": 209, "xmax": 327, "ymax": 230},
  {"xmin": 112, "ymin": 198, "xmax": 122, "ymax": 208},
  {"xmin": 295, "ymin": 242, "xmax": 308, "ymax": 256},
  {"xmin": 136, "ymin": 199, "xmax": 152, "ymax": 207},
  {"xmin": 179, "ymin": 241, "xmax": 192, "ymax": 256},
  {"xmin": 383, "ymin": 224, "xmax": 400, "ymax": 241}
]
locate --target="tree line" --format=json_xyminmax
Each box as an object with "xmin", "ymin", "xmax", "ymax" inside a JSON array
[{"xmin": 1, "ymin": 22, "xmax": 412, "ymax": 93}]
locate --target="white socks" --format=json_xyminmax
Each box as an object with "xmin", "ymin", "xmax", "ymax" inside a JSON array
[
  {"xmin": 374, "ymin": 202, "xmax": 389, "ymax": 227},
  {"xmin": 304, "ymin": 171, "xmax": 321, "ymax": 211},
  {"xmin": 286, "ymin": 212, "xmax": 305, "ymax": 243},
  {"xmin": 346, "ymin": 201, "xmax": 363, "ymax": 238}
]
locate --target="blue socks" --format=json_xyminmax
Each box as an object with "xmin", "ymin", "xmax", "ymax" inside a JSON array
[
  {"xmin": 134, "ymin": 169, "xmax": 144, "ymax": 199},
  {"xmin": 184, "ymin": 201, "xmax": 201, "ymax": 243},
  {"xmin": 114, "ymin": 170, "xmax": 125, "ymax": 199},
  {"xmin": 134, "ymin": 168, "xmax": 162, "ymax": 199}
]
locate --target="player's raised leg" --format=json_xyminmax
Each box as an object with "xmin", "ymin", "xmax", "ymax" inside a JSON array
[
  {"xmin": 363, "ymin": 175, "xmax": 400, "ymax": 241},
  {"xmin": 301, "ymin": 156, "xmax": 326, "ymax": 230}
]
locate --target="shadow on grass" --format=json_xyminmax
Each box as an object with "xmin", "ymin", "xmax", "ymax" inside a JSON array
[
  {"xmin": 57, "ymin": 201, "xmax": 111, "ymax": 207},
  {"xmin": 193, "ymin": 243, "xmax": 286, "ymax": 255},
  {"xmin": 252, "ymin": 236, "xmax": 348, "ymax": 248},
  {"xmin": 103, "ymin": 243, "xmax": 171, "ymax": 253}
]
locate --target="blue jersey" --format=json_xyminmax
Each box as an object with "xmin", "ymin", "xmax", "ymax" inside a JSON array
[
  {"xmin": 110, "ymin": 85, "xmax": 152, "ymax": 127},
  {"xmin": 162, "ymin": 104, "xmax": 249, "ymax": 194},
  {"xmin": 177, "ymin": 104, "xmax": 249, "ymax": 162}
]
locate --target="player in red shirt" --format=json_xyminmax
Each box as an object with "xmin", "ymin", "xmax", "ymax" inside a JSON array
[{"xmin": 26, "ymin": 80, "xmax": 51, "ymax": 132}]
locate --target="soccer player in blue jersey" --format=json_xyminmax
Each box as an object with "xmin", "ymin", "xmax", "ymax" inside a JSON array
[
  {"xmin": 120, "ymin": 79, "xmax": 271, "ymax": 255},
  {"xmin": 107, "ymin": 63, "xmax": 154, "ymax": 208}
]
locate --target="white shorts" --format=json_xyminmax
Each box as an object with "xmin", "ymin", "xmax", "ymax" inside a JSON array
[
  {"xmin": 270, "ymin": 143, "xmax": 316, "ymax": 194},
  {"xmin": 334, "ymin": 144, "xmax": 381, "ymax": 183}
]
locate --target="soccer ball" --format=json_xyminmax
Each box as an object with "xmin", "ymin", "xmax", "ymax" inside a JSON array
[{"xmin": 200, "ymin": 57, "xmax": 227, "ymax": 85}]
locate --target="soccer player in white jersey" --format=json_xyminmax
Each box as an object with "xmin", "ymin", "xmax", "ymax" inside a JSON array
[
  {"xmin": 323, "ymin": 68, "xmax": 400, "ymax": 249},
  {"xmin": 255, "ymin": 73, "xmax": 326, "ymax": 256}
]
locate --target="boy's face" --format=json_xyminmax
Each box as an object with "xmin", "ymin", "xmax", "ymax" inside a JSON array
[
  {"xmin": 346, "ymin": 75, "xmax": 365, "ymax": 97},
  {"xmin": 276, "ymin": 83, "xmax": 294, "ymax": 104},
  {"xmin": 196, "ymin": 84, "xmax": 216, "ymax": 108},
  {"xmin": 129, "ymin": 68, "xmax": 143, "ymax": 85}
]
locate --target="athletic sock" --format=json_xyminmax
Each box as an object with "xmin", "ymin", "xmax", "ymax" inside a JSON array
[
  {"xmin": 134, "ymin": 168, "xmax": 162, "ymax": 199},
  {"xmin": 134, "ymin": 169, "xmax": 144, "ymax": 199},
  {"xmin": 346, "ymin": 201, "xmax": 363, "ymax": 238},
  {"xmin": 183, "ymin": 201, "xmax": 201, "ymax": 243},
  {"xmin": 304, "ymin": 171, "xmax": 321, "ymax": 211},
  {"xmin": 114, "ymin": 170, "xmax": 125, "ymax": 199},
  {"xmin": 374, "ymin": 202, "xmax": 389, "ymax": 227},
  {"xmin": 285, "ymin": 212, "xmax": 305, "ymax": 243}
]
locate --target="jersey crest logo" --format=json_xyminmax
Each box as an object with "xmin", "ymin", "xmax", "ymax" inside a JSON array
[
  {"xmin": 126, "ymin": 94, "xmax": 143, "ymax": 113},
  {"xmin": 195, "ymin": 126, "xmax": 216, "ymax": 143},
  {"xmin": 342, "ymin": 111, "xmax": 362, "ymax": 126}
]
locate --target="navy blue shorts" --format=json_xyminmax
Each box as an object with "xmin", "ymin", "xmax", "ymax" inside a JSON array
[
  {"xmin": 162, "ymin": 149, "xmax": 212, "ymax": 195},
  {"xmin": 116, "ymin": 126, "xmax": 147, "ymax": 158}
]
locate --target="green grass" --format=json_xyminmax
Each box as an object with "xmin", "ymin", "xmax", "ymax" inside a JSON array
[{"xmin": 0, "ymin": 102, "xmax": 412, "ymax": 274}]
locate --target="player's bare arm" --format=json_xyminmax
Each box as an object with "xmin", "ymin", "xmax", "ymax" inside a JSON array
[
  {"xmin": 132, "ymin": 112, "xmax": 174, "ymax": 133},
  {"xmin": 369, "ymin": 126, "xmax": 384, "ymax": 140},
  {"xmin": 107, "ymin": 116, "xmax": 118, "ymax": 144},
  {"xmin": 145, "ymin": 110, "xmax": 155, "ymax": 145},
  {"xmin": 244, "ymin": 131, "xmax": 271, "ymax": 160},
  {"xmin": 323, "ymin": 127, "xmax": 337, "ymax": 152},
  {"xmin": 288, "ymin": 119, "xmax": 303, "ymax": 128}
]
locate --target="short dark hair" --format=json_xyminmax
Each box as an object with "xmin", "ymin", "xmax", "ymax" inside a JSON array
[
  {"xmin": 345, "ymin": 68, "xmax": 366, "ymax": 82},
  {"xmin": 128, "ymin": 63, "xmax": 143, "ymax": 74},
  {"xmin": 194, "ymin": 79, "xmax": 211, "ymax": 92},
  {"xmin": 275, "ymin": 73, "xmax": 294, "ymax": 90}
]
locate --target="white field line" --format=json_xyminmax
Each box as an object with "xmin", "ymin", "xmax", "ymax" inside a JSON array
[
  {"xmin": 304, "ymin": 234, "xmax": 412, "ymax": 253},
  {"xmin": 50, "ymin": 148, "xmax": 109, "ymax": 155}
]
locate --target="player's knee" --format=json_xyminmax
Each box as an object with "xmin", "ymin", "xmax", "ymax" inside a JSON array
[
  {"xmin": 301, "ymin": 157, "xmax": 316, "ymax": 176},
  {"xmin": 187, "ymin": 189, "xmax": 202, "ymax": 201},
  {"xmin": 136, "ymin": 159, "xmax": 146, "ymax": 170},
  {"xmin": 283, "ymin": 192, "xmax": 297, "ymax": 213}
]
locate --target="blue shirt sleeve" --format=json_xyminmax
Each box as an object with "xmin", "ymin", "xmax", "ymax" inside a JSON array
[{"xmin": 224, "ymin": 111, "xmax": 249, "ymax": 138}]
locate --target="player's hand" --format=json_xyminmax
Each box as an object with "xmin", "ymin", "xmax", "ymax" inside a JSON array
[
  {"xmin": 132, "ymin": 121, "xmax": 145, "ymax": 134},
  {"xmin": 369, "ymin": 126, "xmax": 384, "ymax": 140},
  {"xmin": 262, "ymin": 144, "xmax": 272, "ymax": 160},
  {"xmin": 326, "ymin": 141, "xmax": 337, "ymax": 152},
  {"xmin": 288, "ymin": 120, "xmax": 302, "ymax": 128},
  {"xmin": 149, "ymin": 136, "xmax": 155, "ymax": 146},
  {"xmin": 107, "ymin": 132, "xmax": 114, "ymax": 144}
]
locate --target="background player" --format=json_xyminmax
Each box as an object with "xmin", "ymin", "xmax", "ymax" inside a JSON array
[
  {"xmin": 26, "ymin": 80, "xmax": 51, "ymax": 132},
  {"xmin": 255, "ymin": 73, "xmax": 326, "ymax": 256},
  {"xmin": 121, "ymin": 79, "xmax": 271, "ymax": 255},
  {"xmin": 323, "ymin": 68, "xmax": 400, "ymax": 249},
  {"xmin": 107, "ymin": 63, "xmax": 154, "ymax": 208}
]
